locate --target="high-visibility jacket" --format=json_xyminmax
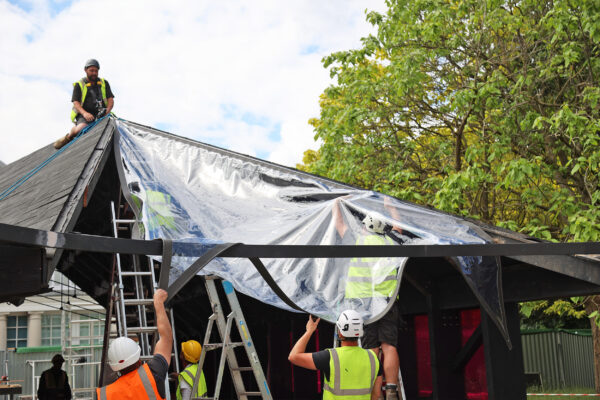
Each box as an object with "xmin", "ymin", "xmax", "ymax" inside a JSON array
[
  {"xmin": 96, "ymin": 363, "xmax": 164, "ymax": 400},
  {"xmin": 176, "ymin": 363, "xmax": 207, "ymax": 400},
  {"xmin": 145, "ymin": 190, "xmax": 177, "ymax": 235},
  {"xmin": 323, "ymin": 346, "xmax": 379, "ymax": 400},
  {"xmin": 345, "ymin": 234, "xmax": 397, "ymax": 299},
  {"xmin": 71, "ymin": 78, "xmax": 107, "ymax": 122}
]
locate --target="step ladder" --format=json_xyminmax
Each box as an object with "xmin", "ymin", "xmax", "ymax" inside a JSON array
[
  {"xmin": 192, "ymin": 276, "xmax": 272, "ymax": 400},
  {"xmin": 110, "ymin": 201, "xmax": 180, "ymax": 398}
]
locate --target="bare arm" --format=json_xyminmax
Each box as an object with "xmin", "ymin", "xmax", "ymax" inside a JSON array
[
  {"xmin": 383, "ymin": 196, "xmax": 403, "ymax": 234},
  {"xmin": 288, "ymin": 316, "xmax": 319, "ymax": 370},
  {"xmin": 371, "ymin": 375, "xmax": 383, "ymax": 400},
  {"xmin": 106, "ymin": 97, "xmax": 114, "ymax": 115},
  {"xmin": 153, "ymin": 289, "xmax": 173, "ymax": 365},
  {"xmin": 72, "ymin": 101, "xmax": 94, "ymax": 122},
  {"xmin": 333, "ymin": 198, "xmax": 348, "ymax": 238}
]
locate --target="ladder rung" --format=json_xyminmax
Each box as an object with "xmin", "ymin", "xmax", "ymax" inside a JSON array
[
  {"xmin": 123, "ymin": 299, "xmax": 154, "ymax": 306},
  {"xmin": 240, "ymin": 392, "xmax": 262, "ymax": 396},
  {"xmin": 115, "ymin": 219, "xmax": 137, "ymax": 224},
  {"xmin": 204, "ymin": 342, "xmax": 243, "ymax": 350},
  {"xmin": 231, "ymin": 367, "xmax": 254, "ymax": 372},
  {"xmin": 127, "ymin": 326, "xmax": 157, "ymax": 334},
  {"xmin": 121, "ymin": 271, "xmax": 153, "ymax": 276},
  {"xmin": 140, "ymin": 355, "xmax": 154, "ymax": 361}
]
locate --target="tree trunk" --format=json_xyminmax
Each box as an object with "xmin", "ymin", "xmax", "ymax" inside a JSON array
[{"xmin": 585, "ymin": 295, "xmax": 600, "ymax": 393}]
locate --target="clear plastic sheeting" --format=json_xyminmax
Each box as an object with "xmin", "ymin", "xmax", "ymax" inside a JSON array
[{"xmin": 114, "ymin": 119, "xmax": 507, "ymax": 335}]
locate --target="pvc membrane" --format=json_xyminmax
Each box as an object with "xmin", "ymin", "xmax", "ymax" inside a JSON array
[{"xmin": 114, "ymin": 119, "xmax": 507, "ymax": 337}]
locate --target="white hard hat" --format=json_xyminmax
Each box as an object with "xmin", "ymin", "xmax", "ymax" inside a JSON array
[
  {"xmin": 336, "ymin": 310, "xmax": 364, "ymax": 338},
  {"xmin": 362, "ymin": 212, "xmax": 386, "ymax": 234},
  {"xmin": 108, "ymin": 337, "xmax": 141, "ymax": 371}
]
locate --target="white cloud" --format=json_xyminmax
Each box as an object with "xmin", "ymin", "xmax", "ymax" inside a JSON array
[{"xmin": 0, "ymin": 0, "xmax": 385, "ymax": 166}]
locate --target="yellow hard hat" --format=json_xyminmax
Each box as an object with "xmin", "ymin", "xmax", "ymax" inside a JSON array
[{"xmin": 181, "ymin": 340, "xmax": 202, "ymax": 363}]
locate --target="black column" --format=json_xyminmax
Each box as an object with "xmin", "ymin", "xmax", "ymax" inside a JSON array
[
  {"xmin": 398, "ymin": 315, "xmax": 418, "ymax": 399},
  {"xmin": 427, "ymin": 290, "xmax": 466, "ymax": 400},
  {"xmin": 481, "ymin": 302, "xmax": 526, "ymax": 400}
]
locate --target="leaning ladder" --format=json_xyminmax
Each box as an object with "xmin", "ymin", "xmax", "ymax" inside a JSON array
[
  {"xmin": 110, "ymin": 201, "xmax": 180, "ymax": 398},
  {"xmin": 192, "ymin": 276, "xmax": 272, "ymax": 400}
]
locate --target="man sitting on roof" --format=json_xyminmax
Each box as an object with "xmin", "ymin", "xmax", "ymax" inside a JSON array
[{"xmin": 54, "ymin": 59, "xmax": 114, "ymax": 149}]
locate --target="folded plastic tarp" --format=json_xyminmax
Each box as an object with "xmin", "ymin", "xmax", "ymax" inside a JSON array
[{"xmin": 115, "ymin": 119, "xmax": 507, "ymax": 339}]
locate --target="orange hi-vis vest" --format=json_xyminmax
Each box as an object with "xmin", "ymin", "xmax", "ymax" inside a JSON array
[{"xmin": 96, "ymin": 363, "xmax": 164, "ymax": 400}]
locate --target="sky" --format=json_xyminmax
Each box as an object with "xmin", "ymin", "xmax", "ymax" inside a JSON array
[{"xmin": 0, "ymin": 0, "xmax": 386, "ymax": 167}]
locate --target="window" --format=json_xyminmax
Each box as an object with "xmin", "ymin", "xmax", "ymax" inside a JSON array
[
  {"xmin": 71, "ymin": 312, "xmax": 104, "ymax": 346},
  {"xmin": 42, "ymin": 314, "xmax": 63, "ymax": 346},
  {"xmin": 7, "ymin": 315, "xmax": 27, "ymax": 348}
]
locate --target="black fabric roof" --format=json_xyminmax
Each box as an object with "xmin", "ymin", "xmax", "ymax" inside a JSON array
[{"xmin": 0, "ymin": 118, "xmax": 113, "ymax": 232}]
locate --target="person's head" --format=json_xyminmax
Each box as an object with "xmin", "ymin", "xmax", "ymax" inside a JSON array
[
  {"xmin": 181, "ymin": 340, "xmax": 202, "ymax": 365},
  {"xmin": 51, "ymin": 354, "xmax": 65, "ymax": 369},
  {"xmin": 362, "ymin": 212, "xmax": 386, "ymax": 234},
  {"xmin": 84, "ymin": 59, "xmax": 100, "ymax": 82},
  {"xmin": 108, "ymin": 337, "xmax": 141, "ymax": 375},
  {"xmin": 336, "ymin": 309, "xmax": 364, "ymax": 341}
]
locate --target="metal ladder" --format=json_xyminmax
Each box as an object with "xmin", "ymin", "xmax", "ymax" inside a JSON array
[
  {"xmin": 110, "ymin": 200, "xmax": 180, "ymax": 397},
  {"xmin": 192, "ymin": 276, "xmax": 272, "ymax": 400}
]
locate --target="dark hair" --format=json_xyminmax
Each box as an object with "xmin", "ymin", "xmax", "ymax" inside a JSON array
[
  {"xmin": 51, "ymin": 354, "xmax": 65, "ymax": 364},
  {"xmin": 119, "ymin": 360, "xmax": 142, "ymax": 376}
]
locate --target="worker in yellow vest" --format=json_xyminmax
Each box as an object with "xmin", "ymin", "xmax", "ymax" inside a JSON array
[
  {"xmin": 55, "ymin": 59, "xmax": 114, "ymax": 149},
  {"xmin": 333, "ymin": 197, "xmax": 413, "ymax": 400},
  {"xmin": 96, "ymin": 289, "xmax": 172, "ymax": 400},
  {"xmin": 176, "ymin": 340, "xmax": 207, "ymax": 400},
  {"xmin": 289, "ymin": 310, "xmax": 382, "ymax": 399}
]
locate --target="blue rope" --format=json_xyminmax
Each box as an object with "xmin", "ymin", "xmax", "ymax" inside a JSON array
[{"xmin": 0, "ymin": 116, "xmax": 108, "ymax": 201}]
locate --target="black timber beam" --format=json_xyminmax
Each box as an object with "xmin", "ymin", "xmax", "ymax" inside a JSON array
[
  {"xmin": 0, "ymin": 243, "xmax": 48, "ymax": 302},
  {"xmin": 482, "ymin": 302, "xmax": 526, "ymax": 400},
  {"xmin": 399, "ymin": 262, "xmax": 600, "ymax": 314},
  {"xmin": 451, "ymin": 324, "xmax": 482, "ymax": 372},
  {"xmin": 427, "ymin": 287, "xmax": 465, "ymax": 400},
  {"xmin": 398, "ymin": 316, "xmax": 418, "ymax": 399}
]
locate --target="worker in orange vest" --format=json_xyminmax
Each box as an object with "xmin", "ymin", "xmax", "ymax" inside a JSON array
[{"xmin": 96, "ymin": 289, "xmax": 172, "ymax": 400}]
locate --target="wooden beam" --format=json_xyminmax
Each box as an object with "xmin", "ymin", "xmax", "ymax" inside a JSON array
[
  {"xmin": 481, "ymin": 302, "xmax": 526, "ymax": 400},
  {"xmin": 451, "ymin": 324, "xmax": 482, "ymax": 371},
  {"xmin": 427, "ymin": 288, "xmax": 466, "ymax": 400}
]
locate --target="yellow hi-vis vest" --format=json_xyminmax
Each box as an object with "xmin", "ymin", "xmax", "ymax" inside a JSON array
[
  {"xmin": 176, "ymin": 364, "xmax": 207, "ymax": 400},
  {"xmin": 145, "ymin": 190, "xmax": 177, "ymax": 233},
  {"xmin": 70, "ymin": 78, "xmax": 107, "ymax": 122},
  {"xmin": 323, "ymin": 347, "xmax": 378, "ymax": 400},
  {"xmin": 345, "ymin": 234, "xmax": 397, "ymax": 299}
]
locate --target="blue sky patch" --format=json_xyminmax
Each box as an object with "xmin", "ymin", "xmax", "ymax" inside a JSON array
[
  {"xmin": 154, "ymin": 122, "xmax": 174, "ymax": 132},
  {"xmin": 268, "ymin": 123, "xmax": 281, "ymax": 142},
  {"xmin": 221, "ymin": 103, "xmax": 281, "ymax": 142},
  {"xmin": 8, "ymin": 0, "xmax": 73, "ymax": 16},
  {"xmin": 7, "ymin": 0, "xmax": 33, "ymax": 13},
  {"xmin": 300, "ymin": 44, "xmax": 320, "ymax": 55}
]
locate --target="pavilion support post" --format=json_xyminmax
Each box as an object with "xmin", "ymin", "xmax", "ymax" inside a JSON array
[
  {"xmin": 427, "ymin": 289, "xmax": 466, "ymax": 400},
  {"xmin": 397, "ymin": 314, "xmax": 418, "ymax": 399},
  {"xmin": 481, "ymin": 302, "xmax": 526, "ymax": 400}
]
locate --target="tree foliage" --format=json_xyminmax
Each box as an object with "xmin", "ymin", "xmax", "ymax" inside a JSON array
[{"xmin": 304, "ymin": 0, "xmax": 600, "ymax": 242}]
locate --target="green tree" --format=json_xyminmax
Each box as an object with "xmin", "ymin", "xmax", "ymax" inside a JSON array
[{"xmin": 304, "ymin": 0, "xmax": 600, "ymax": 390}]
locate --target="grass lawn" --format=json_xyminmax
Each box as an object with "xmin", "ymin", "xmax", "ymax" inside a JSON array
[{"xmin": 527, "ymin": 386, "xmax": 598, "ymax": 399}]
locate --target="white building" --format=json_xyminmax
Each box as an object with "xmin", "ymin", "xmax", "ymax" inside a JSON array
[{"xmin": 0, "ymin": 272, "xmax": 105, "ymax": 351}]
